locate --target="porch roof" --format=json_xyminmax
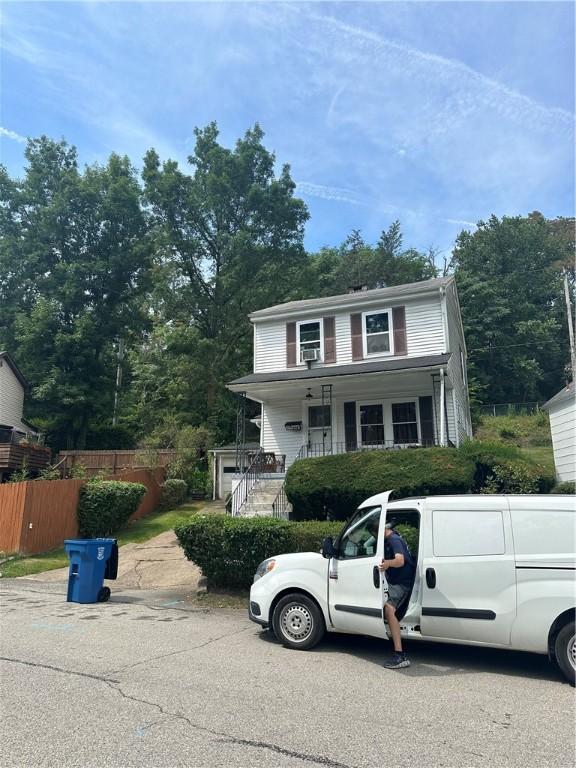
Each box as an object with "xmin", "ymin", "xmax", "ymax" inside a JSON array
[{"xmin": 228, "ymin": 353, "xmax": 451, "ymax": 389}]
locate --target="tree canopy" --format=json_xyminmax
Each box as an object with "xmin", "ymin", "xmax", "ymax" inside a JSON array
[{"xmin": 0, "ymin": 127, "xmax": 573, "ymax": 451}]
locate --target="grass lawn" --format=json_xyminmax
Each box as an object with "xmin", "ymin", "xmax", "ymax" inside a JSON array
[
  {"xmin": 520, "ymin": 445, "xmax": 555, "ymax": 472},
  {"xmin": 0, "ymin": 502, "xmax": 201, "ymax": 579}
]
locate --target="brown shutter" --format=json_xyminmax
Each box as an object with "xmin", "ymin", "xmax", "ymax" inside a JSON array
[
  {"xmin": 392, "ymin": 306, "xmax": 407, "ymax": 356},
  {"xmin": 350, "ymin": 313, "xmax": 363, "ymax": 361},
  {"xmin": 286, "ymin": 322, "xmax": 297, "ymax": 367},
  {"xmin": 323, "ymin": 316, "xmax": 336, "ymax": 363},
  {"xmin": 344, "ymin": 401, "xmax": 357, "ymax": 451},
  {"xmin": 418, "ymin": 396, "xmax": 435, "ymax": 447}
]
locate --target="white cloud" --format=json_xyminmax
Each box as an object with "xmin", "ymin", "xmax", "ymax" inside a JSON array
[
  {"xmin": 445, "ymin": 218, "xmax": 477, "ymax": 229},
  {"xmin": 0, "ymin": 127, "xmax": 27, "ymax": 143},
  {"xmin": 295, "ymin": 182, "xmax": 365, "ymax": 206}
]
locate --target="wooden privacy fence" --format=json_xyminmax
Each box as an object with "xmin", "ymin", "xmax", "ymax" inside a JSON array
[
  {"xmin": 57, "ymin": 450, "xmax": 177, "ymax": 476},
  {"xmin": 0, "ymin": 468, "xmax": 165, "ymax": 556}
]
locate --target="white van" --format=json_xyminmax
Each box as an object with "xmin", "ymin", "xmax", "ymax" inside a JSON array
[{"xmin": 249, "ymin": 493, "xmax": 575, "ymax": 684}]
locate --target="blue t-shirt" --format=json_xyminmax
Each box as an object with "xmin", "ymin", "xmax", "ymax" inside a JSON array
[{"xmin": 385, "ymin": 531, "xmax": 415, "ymax": 587}]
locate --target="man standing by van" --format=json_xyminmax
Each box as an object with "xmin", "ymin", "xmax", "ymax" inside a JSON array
[{"xmin": 379, "ymin": 523, "xmax": 415, "ymax": 669}]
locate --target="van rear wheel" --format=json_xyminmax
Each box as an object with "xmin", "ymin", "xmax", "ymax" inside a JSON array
[
  {"xmin": 554, "ymin": 621, "xmax": 575, "ymax": 686},
  {"xmin": 272, "ymin": 593, "xmax": 325, "ymax": 650}
]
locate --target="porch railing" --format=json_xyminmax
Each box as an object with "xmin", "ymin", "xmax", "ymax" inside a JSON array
[
  {"xmin": 227, "ymin": 448, "xmax": 264, "ymax": 516},
  {"xmin": 0, "ymin": 428, "xmax": 43, "ymax": 446},
  {"xmin": 272, "ymin": 484, "xmax": 290, "ymax": 520},
  {"xmin": 296, "ymin": 439, "xmax": 439, "ymax": 460}
]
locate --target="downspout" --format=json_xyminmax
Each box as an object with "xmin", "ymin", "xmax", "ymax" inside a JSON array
[
  {"xmin": 212, "ymin": 452, "xmax": 217, "ymax": 501},
  {"xmin": 439, "ymin": 367, "xmax": 446, "ymax": 446}
]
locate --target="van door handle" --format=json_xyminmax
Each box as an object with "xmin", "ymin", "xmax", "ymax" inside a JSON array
[
  {"xmin": 373, "ymin": 566, "xmax": 380, "ymax": 589},
  {"xmin": 426, "ymin": 568, "xmax": 436, "ymax": 589}
]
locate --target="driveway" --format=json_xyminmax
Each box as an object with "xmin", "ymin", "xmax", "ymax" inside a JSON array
[
  {"xmin": 20, "ymin": 530, "xmax": 203, "ymax": 591},
  {"xmin": 0, "ymin": 578, "xmax": 573, "ymax": 768}
]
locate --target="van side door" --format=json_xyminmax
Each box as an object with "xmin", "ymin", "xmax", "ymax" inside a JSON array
[{"xmin": 420, "ymin": 498, "xmax": 516, "ymax": 645}]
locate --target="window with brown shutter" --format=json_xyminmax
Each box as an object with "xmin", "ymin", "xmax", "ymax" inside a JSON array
[
  {"xmin": 323, "ymin": 316, "xmax": 336, "ymax": 363},
  {"xmin": 350, "ymin": 313, "xmax": 363, "ymax": 361},
  {"xmin": 286, "ymin": 322, "xmax": 297, "ymax": 367},
  {"xmin": 392, "ymin": 306, "xmax": 407, "ymax": 356}
]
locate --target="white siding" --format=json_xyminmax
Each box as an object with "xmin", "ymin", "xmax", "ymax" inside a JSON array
[
  {"xmin": 261, "ymin": 403, "xmax": 305, "ymax": 466},
  {"xmin": 0, "ymin": 361, "xmax": 26, "ymax": 430},
  {"xmin": 254, "ymin": 294, "xmax": 445, "ymax": 373},
  {"xmin": 548, "ymin": 400, "xmax": 575, "ymax": 482}
]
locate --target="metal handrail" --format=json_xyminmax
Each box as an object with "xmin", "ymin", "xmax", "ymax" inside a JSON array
[
  {"xmin": 296, "ymin": 439, "xmax": 438, "ymax": 459},
  {"xmin": 228, "ymin": 448, "xmax": 264, "ymax": 516},
  {"xmin": 272, "ymin": 484, "xmax": 290, "ymax": 520}
]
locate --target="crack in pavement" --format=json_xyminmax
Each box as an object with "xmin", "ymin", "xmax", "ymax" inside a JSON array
[
  {"xmin": 107, "ymin": 625, "xmax": 252, "ymax": 674},
  {"xmin": 2, "ymin": 654, "xmax": 355, "ymax": 768},
  {"xmin": 0, "ymin": 656, "xmax": 120, "ymax": 684}
]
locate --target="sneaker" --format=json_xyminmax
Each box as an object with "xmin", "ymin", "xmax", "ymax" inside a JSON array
[{"xmin": 383, "ymin": 652, "xmax": 410, "ymax": 669}]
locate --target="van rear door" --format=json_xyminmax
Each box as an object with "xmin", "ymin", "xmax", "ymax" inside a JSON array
[{"xmin": 420, "ymin": 498, "xmax": 516, "ymax": 645}]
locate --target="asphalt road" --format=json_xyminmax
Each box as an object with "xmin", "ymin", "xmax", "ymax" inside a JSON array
[{"xmin": 1, "ymin": 579, "xmax": 573, "ymax": 768}]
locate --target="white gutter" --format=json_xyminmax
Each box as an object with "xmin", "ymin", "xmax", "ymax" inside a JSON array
[{"xmin": 439, "ymin": 367, "xmax": 446, "ymax": 446}]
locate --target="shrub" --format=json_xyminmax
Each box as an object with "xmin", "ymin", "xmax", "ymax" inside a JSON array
[
  {"xmin": 175, "ymin": 515, "xmax": 293, "ymax": 589},
  {"xmin": 161, "ymin": 479, "xmax": 188, "ymax": 509},
  {"xmin": 285, "ymin": 448, "xmax": 475, "ymax": 521},
  {"xmin": 550, "ymin": 481, "xmax": 576, "ymax": 494},
  {"xmin": 77, "ymin": 480, "xmax": 147, "ymax": 537},
  {"xmin": 393, "ymin": 523, "xmax": 419, "ymax": 555},
  {"xmin": 460, "ymin": 441, "xmax": 555, "ymax": 493}
]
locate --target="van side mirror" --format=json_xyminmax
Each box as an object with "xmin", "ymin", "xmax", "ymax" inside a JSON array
[{"xmin": 321, "ymin": 537, "xmax": 336, "ymax": 559}]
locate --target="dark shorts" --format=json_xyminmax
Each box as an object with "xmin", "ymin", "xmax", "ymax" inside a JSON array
[{"xmin": 386, "ymin": 583, "xmax": 411, "ymax": 609}]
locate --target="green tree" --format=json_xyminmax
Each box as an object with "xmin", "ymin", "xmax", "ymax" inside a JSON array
[
  {"xmin": 451, "ymin": 212, "xmax": 574, "ymax": 405},
  {"xmin": 306, "ymin": 221, "xmax": 438, "ymax": 297},
  {"xmin": 0, "ymin": 138, "xmax": 151, "ymax": 448},
  {"xmin": 135, "ymin": 123, "xmax": 309, "ymax": 440}
]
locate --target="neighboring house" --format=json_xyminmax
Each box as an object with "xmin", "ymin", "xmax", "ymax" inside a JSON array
[
  {"xmin": 223, "ymin": 277, "xmax": 472, "ymax": 511},
  {"xmin": 0, "ymin": 352, "xmax": 47, "ymax": 481},
  {"xmin": 0, "ymin": 351, "xmax": 34, "ymax": 435},
  {"xmin": 542, "ymin": 382, "xmax": 575, "ymax": 483}
]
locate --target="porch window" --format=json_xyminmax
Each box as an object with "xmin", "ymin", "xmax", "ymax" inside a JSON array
[
  {"xmin": 363, "ymin": 310, "xmax": 392, "ymax": 356},
  {"xmin": 392, "ymin": 402, "xmax": 419, "ymax": 444},
  {"xmin": 298, "ymin": 320, "xmax": 322, "ymax": 362},
  {"xmin": 359, "ymin": 404, "xmax": 384, "ymax": 445}
]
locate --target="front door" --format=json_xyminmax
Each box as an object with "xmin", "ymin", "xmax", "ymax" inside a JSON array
[
  {"xmin": 420, "ymin": 499, "xmax": 516, "ymax": 645},
  {"xmin": 328, "ymin": 500, "xmax": 390, "ymax": 639},
  {"xmin": 307, "ymin": 404, "xmax": 332, "ymax": 455}
]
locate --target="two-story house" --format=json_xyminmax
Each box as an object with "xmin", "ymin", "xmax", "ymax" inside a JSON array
[{"xmin": 222, "ymin": 277, "xmax": 472, "ymax": 511}]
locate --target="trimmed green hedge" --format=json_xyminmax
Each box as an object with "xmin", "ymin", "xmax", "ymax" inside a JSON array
[
  {"xmin": 285, "ymin": 442, "xmax": 556, "ymax": 520},
  {"xmin": 285, "ymin": 448, "xmax": 475, "ymax": 521},
  {"xmin": 175, "ymin": 515, "xmax": 342, "ymax": 589},
  {"xmin": 77, "ymin": 480, "xmax": 147, "ymax": 537},
  {"xmin": 161, "ymin": 479, "xmax": 188, "ymax": 509}
]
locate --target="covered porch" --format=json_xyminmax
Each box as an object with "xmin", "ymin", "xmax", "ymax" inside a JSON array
[{"xmin": 229, "ymin": 354, "xmax": 457, "ymax": 471}]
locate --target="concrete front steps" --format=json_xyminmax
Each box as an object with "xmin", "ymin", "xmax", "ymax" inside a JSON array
[{"xmin": 241, "ymin": 477, "xmax": 290, "ymax": 517}]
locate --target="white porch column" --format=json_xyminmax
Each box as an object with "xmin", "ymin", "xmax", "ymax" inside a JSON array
[{"xmin": 439, "ymin": 367, "xmax": 446, "ymax": 447}]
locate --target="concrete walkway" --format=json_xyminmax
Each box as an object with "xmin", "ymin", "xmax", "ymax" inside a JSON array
[{"xmin": 21, "ymin": 531, "xmax": 203, "ymax": 592}]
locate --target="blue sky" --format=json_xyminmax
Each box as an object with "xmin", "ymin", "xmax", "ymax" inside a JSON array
[{"xmin": 1, "ymin": 1, "xmax": 574, "ymax": 256}]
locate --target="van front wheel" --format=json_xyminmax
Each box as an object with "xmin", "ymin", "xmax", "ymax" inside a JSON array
[
  {"xmin": 554, "ymin": 621, "xmax": 575, "ymax": 686},
  {"xmin": 272, "ymin": 594, "xmax": 325, "ymax": 650}
]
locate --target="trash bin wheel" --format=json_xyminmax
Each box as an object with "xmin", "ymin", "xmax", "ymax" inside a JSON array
[{"xmin": 97, "ymin": 587, "xmax": 111, "ymax": 602}]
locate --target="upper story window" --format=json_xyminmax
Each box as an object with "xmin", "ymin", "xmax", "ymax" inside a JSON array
[
  {"xmin": 363, "ymin": 310, "xmax": 393, "ymax": 356},
  {"xmin": 298, "ymin": 319, "xmax": 322, "ymax": 363}
]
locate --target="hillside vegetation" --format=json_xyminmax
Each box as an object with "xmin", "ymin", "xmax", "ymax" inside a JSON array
[{"xmin": 474, "ymin": 412, "xmax": 554, "ymax": 470}]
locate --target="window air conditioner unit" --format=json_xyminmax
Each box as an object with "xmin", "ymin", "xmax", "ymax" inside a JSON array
[{"xmin": 301, "ymin": 348, "xmax": 320, "ymax": 363}]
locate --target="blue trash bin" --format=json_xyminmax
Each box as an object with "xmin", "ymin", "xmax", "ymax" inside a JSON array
[{"xmin": 64, "ymin": 538, "xmax": 117, "ymax": 604}]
